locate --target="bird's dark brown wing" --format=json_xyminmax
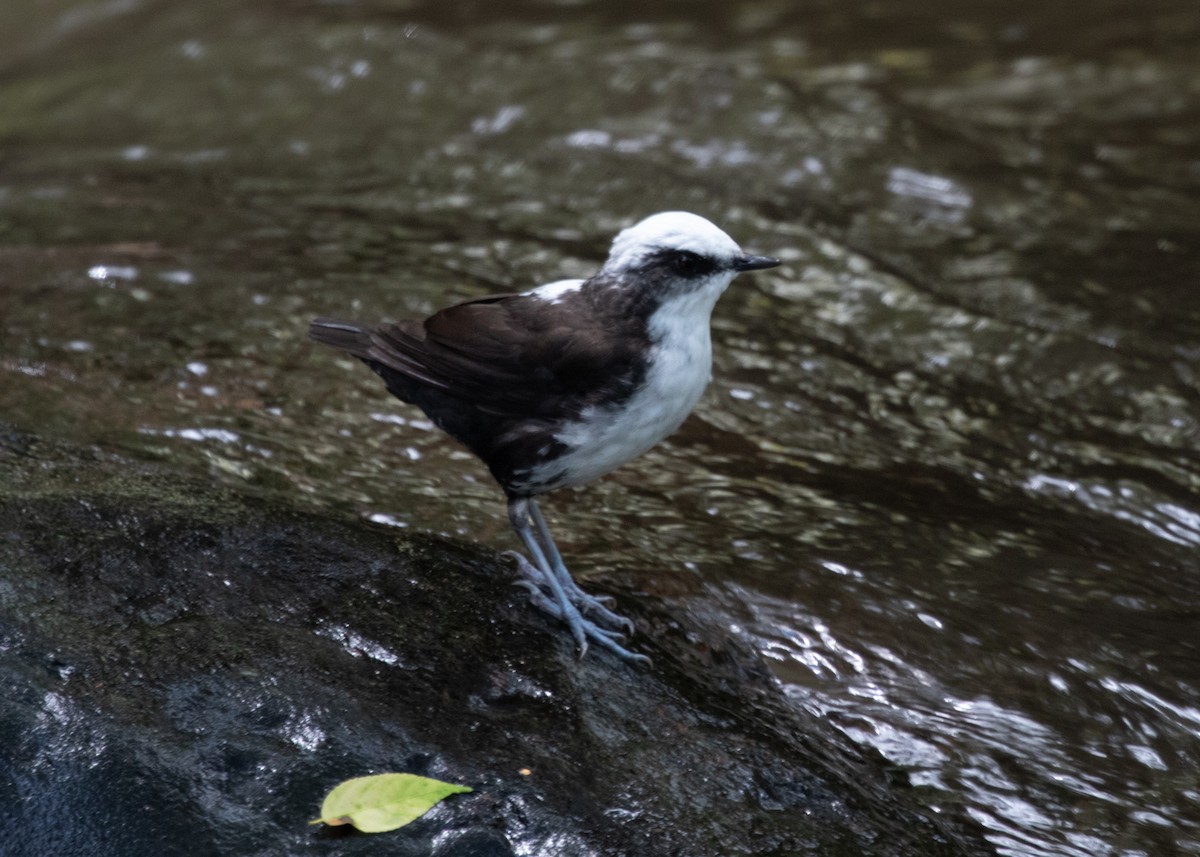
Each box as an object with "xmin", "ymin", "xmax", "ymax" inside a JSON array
[{"xmin": 358, "ymin": 291, "xmax": 647, "ymax": 420}]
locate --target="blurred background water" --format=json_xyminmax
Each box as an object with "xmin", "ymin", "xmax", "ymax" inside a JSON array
[{"xmin": 2, "ymin": 1, "xmax": 1199, "ymax": 854}]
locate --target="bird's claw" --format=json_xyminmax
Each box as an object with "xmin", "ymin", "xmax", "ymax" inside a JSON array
[
  {"xmin": 506, "ymin": 551, "xmax": 645, "ymax": 664},
  {"xmin": 513, "ymin": 580, "xmax": 628, "ymax": 642},
  {"xmin": 506, "ymin": 551, "xmax": 634, "ymax": 631}
]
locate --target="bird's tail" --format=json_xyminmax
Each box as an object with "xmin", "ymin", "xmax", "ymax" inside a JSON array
[{"xmin": 309, "ymin": 317, "xmax": 373, "ymax": 359}]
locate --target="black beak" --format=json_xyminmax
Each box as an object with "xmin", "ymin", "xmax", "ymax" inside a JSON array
[{"xmin": 732, "ymin": 254, "xmax": 781, "ymax": 272}]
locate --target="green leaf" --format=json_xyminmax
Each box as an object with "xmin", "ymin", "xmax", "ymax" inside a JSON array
[{"xmin": 309, "ymin": 773, "xmax": 473, "ymax": 833}]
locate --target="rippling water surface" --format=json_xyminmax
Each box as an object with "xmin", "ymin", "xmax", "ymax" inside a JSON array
[{"xmin": 2, "ymin": 1, "xmax": 1199, "ymax": 853}]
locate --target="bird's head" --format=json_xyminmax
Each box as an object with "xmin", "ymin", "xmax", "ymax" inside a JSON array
[{"xmin": 601, "ymin": 212, "xmax": 779, "ymax": 303}]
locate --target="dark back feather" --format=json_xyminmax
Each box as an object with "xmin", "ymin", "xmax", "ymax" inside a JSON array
[{"xmin": 308, "ymin": 279, "xmax": 654, "ymax": 495}]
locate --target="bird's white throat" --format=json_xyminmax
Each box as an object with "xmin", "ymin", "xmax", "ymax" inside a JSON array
[{"xmin": 541, "ymin": 277, "xmax": 728, "ymax": 489}]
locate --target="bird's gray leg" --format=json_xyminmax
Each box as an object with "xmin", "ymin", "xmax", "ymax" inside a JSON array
[
  {"xmin": 508, "ymin": 497, "xmax": 649, "ymax": 664},
  {"xmin": 527, "ymin": 499, "xmax": 636, "ymax": 634},
  {"xmin": 508, "ymin": 497, "xmax": 588, "ymax": 654},
  {"xmin": 512, "ymin": 562, "xmax": 649, "ymax": 666},
  {"xmin": 504, "ymin": 552, "xmax": 627, "ymax": 643}
]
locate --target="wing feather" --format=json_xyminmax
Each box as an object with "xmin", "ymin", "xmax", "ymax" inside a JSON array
[{"xmin": 316, "ymin": 291, "xmax": 644, "ymax": 420}]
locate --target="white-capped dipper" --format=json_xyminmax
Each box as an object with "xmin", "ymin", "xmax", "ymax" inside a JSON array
[{"xmin": 309, "ymin": 212, "xmax": 780, "ymax": 664}]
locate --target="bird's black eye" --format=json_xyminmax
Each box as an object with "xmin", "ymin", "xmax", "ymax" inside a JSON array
[{"xmin": 668, "ymin": 251, "xmax": 715, "ymax": 278}]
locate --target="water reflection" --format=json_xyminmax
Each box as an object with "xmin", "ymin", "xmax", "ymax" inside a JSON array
[{"xmin": 741, "ymin": 584, "xmax": 1199, "ymax": 857}]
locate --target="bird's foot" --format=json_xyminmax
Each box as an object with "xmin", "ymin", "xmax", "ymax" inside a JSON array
[
  {"xmin": 516, "ymin": 580, "xmax": 651, "ymax": 665},
  {"xmin": 504, "ymin": 552, "xmax": 649, "ymax": 665},
  {"xmin": 504, "ymin": 551, "xmax": 635, "ymax": 633}
]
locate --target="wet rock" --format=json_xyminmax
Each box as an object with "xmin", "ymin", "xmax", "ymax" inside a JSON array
[{"xmin": 0, "ymin": 428, "xmax": 988, "ymax": 856}]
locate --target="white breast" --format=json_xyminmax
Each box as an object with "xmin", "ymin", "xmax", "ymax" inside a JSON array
[{"xmin": 539, "ymin": 286, "xmax": 720, "ymax": 490}]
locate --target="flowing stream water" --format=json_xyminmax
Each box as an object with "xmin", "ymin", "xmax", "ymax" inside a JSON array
[{"xmin": 2, "ymin": 1, "xmax": 1199, "ymax": 854}]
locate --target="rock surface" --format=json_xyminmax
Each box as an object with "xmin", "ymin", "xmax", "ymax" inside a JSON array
[{"xmin": 0, "ymin": 427, "xmax": 988, "ymax": 856}]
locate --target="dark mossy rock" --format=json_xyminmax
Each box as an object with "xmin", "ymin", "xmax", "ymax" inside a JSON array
[{"xmin": 0, "ymin": 427, "xmax": 990, "ymax": 856}]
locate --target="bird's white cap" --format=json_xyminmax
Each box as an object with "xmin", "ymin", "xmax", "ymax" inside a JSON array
[{"xmin": 603, "ymin": 211, "xmax": 745, "ymax": 273}]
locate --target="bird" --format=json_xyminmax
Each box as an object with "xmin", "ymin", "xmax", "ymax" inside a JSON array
[{"xmin": 309, "ymin": 211, "xmax": 779, "ymax": 663}]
